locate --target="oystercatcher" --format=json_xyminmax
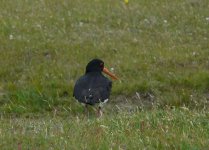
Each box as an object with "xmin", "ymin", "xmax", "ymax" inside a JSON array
[{"xmin": 73, "ymin": 59, "xmax": 118, "ymax": 116}]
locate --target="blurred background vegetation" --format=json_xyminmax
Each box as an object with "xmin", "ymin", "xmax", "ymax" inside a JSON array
[{"xmin": 0, "ymin": 0, "xmax": 208, "ymax": 114}]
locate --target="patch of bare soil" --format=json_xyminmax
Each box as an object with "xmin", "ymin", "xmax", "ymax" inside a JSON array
[{"xmin": 107, "ymin": 92, "xmax": 156, "ymax": 113}]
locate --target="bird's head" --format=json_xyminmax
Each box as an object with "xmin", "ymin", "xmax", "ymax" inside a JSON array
[{"xmin": 85, "ymin": 59, "xmax": 118, "ymax": 80}]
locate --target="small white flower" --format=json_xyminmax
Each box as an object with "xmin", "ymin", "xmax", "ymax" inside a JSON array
[
  {"xmin": 206, "ymin": 17, "xmax": 209, "ymax": 21},
  {"xmin": 79, "ymin": 22, "xmax": 83, "ymax": 27},
  {"xmin": 192, "ymin": 52, "xmax": 198, "ymax": 56},
  {"xmin": 110, "ymin": 67, "xmax": 114, "ymax": 71},
  {"xmin": 36, "ymin": 24, "xmax": 41, "ymax": 28},
  {"xmin": 144, "ymin": 19, "xmax": 149, "ymax": 23},
  {"xmin": 9, "ymin": 34, "xmax": 14, "ymax": 40},
  {"xmin": 163, "ymin": 20, "xmax": 168, "ymax": 23}
]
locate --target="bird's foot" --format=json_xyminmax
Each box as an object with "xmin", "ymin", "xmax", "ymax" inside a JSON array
[{"xmin": 97, "ymin": 107, "xmax": 103, "ymax": 117}]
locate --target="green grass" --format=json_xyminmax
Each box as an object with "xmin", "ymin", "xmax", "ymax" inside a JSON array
[
  {"xmin": 0, "ymin": 0, "xmax": 209, "ymax": 149},
  {"xmin": 0, "ymin": 0, "xmax": 209, "ymax": 112},
  {"xmin": 0, "ymin": 109, "xmax": 208, "ymax": 149}
]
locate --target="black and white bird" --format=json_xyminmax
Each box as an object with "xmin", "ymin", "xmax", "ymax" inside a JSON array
[{"xmin": 73, "ymin": 59, "xmax": 118, "ymax": 116}]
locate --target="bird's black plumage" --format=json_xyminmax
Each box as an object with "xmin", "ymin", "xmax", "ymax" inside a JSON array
[{"xmin": 73, "ymin": 59, "xmax": 112, "ymax": 105}]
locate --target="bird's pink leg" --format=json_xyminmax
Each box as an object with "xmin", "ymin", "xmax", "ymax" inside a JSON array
[
  {"xmin": 97, "ymin": 107, "xmax": 103, "ymax": 117},
  {"xmin": 84, "ymin": 104, "xmax": 89, "ymax": 117}
]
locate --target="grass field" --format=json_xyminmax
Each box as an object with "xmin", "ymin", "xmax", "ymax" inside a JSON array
[
  {"xmin": 0, "ymin": 0, "xmax": 209, "ymax": 149},
  {"xmin": 0, "ymin": 109, "xmax": 208, "ymax": 149}
]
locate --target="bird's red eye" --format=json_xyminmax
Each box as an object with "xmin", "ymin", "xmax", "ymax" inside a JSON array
[{"xmin": 100, "ymin": 63, "xmax": 104, "ymax": 67}]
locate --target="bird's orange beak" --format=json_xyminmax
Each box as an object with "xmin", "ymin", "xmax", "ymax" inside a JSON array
[{"xmin": 103, "ymin": 67, "xmax": 118, "ymax": 80}]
